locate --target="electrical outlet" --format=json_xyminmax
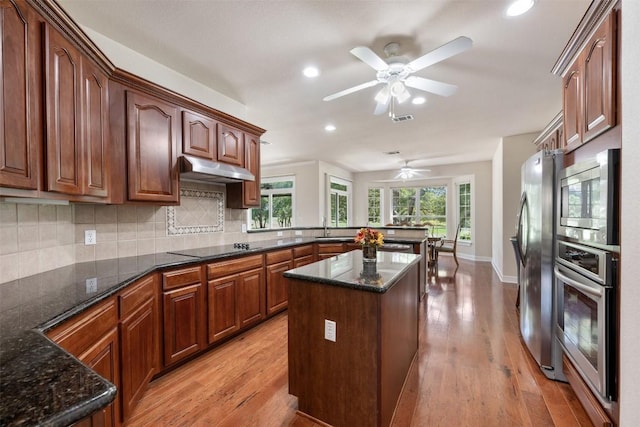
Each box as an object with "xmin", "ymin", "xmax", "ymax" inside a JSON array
[
  {"xmin": 387, "ymin": 229, "xmax": 395, "ymax": 235},
  {"xmin": 84, "ymin": 229, "xmax": 97, "ymax": 245},
  {"xmin": 85, "ymin": 277, "xmax": 97, "ymax": 294},
  {"xmin": 277, "ymin": 231, "xmax": 283, "ymax": 237},
  {"xmin": 324, "ymin": 319, "xmax": 336, "ymax": 342},
  {"xmin": 241, "ymin": 224, "xmax": 247, "ymax": 233},
  {"xmin": 295, "ymin": 230, "xmax": 302, "ymax": 236}
]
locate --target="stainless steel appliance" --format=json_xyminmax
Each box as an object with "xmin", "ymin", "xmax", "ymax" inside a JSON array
[
  {"xmin": 515, "ymin": 150, "xmax": 564, "ymax": 380},
  {"xmin": 557, "ymin": 149, "xmax": 620, "ymax": 246},
  {"xmin": 555, "ymin": 240, "xmax": 616, "ymax": 402}
]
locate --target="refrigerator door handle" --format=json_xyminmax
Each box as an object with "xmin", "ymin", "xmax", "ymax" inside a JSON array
[{"xmin": 516, "ymin": 192, "xmax": 528, "ymax": 266}]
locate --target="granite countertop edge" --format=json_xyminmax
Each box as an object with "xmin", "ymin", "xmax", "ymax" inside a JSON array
[{"xmin": 0, "ymin": 236, "xmax": 423, "ymax": 426}]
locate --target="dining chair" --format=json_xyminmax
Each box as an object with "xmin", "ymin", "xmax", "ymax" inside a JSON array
[{"xmin": 436, "ymin": 222, "xmax": 461, "ymax": 266}]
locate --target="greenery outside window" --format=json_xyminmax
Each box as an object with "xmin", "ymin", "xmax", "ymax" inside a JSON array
[
  {"xmin": 391, "ymin": 186, "xmax": 447, "ymax": 236},
  {"xmin": 249, "ymin": 176, "xmax": 294, "ymax": 229},
  {"xmin": 367, "ymin": 188, "xmax": 382, "ymax": 226},
  {"xmin": 457, "ymin": 182, "xmax": 472, "ymax": 241},
  {"xmin": 329, "ymin": 177, "xmax": 351, "ymax": 227}
]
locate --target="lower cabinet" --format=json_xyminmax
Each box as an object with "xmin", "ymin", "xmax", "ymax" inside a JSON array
[
  {"xmin": 316, "ymin": 242, "xmax": 346, "ymax": 260},
  {"xmin": 161, "ymin": 266, "xmax": 207, "ymax": 367},
  {"xmin": 46, "ymin": 297, "xmax": 120, "ymax": 427},
  {"xmin": 266, "ymin": 249, "xmax": 293, "ymax": 316},
  {"xmin": 293, "ymin": 245, "xmax": 315, "ymax": 268},
  {"xmin": 207, "ymin": 254, "xmax": 265, "ymax": 344},
  {"xmin": 118, "ymin": 274, "xmax": 160, "ymax": 422}
]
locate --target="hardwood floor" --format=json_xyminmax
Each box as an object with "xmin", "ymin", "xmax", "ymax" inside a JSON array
[{"xmin": 126, "ymin": 257, "xmax": 591, "ymax": 427}]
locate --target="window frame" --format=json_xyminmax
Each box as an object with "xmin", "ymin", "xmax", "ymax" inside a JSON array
[
  {"xmin": 367, "ymin": 187, "xmax": 383, "ymax": 226},
  {"xmin": 248, "ymin": 175, "xmax": 295, "ymax": 230},
  {"xmin": 389, "ymin": 185, "xmax": 447, "ymax": 235},
  {"xmin": 329, "ymin": 176, "xmax": 351, "ymax": 227},
  {"xmin": 454, "ymin": 176, "xmax": 473, "ymax": 244}
]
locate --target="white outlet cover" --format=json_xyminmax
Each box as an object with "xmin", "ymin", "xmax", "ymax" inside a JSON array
[
  {"xmin": 241, "ymin": 224, "xmax": 247, "ymax": 233},
  {"xmin": 387, "ymin": 229, "xmax": 396, "ymax": 235},
  {"xmin": 277, "ymin": 231, "xmax": 283, "ymax": 237},
  {"xmin": 324, "ymin": 319, "xmax": 336, "ymax": 342},
  {"xmin": 84, "ymin": 229, "xmax": 96, "ymax": 245},
  {"xmin": 85, "ymin": 277, "xmax": 97, "ymax": 294},
  {"xmin": 295, "ymin": 230, "xmax": 302, "ymax": 236}
]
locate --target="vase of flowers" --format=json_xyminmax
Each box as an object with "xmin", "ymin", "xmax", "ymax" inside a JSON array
[{"xmin": 355, "ymin": 227, "xmax": 384, "ymax": 263}]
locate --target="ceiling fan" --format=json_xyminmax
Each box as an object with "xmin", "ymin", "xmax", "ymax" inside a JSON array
[
  {"xmin": 395, "ymin": 161, "xmax": 431, "ymax": 180},
  {"xmin": 323, "ymin": 36, "xmax": 472, "ymax": 115}
]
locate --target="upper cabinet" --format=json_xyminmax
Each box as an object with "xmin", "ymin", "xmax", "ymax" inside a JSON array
[
  {"xmin": 125, "ymin": 91, "xmax": 179, "ymax": 203},
  {"xmin": 227, "ymin": 133, "xmax": 261, "ymax": 208},
  {"xmin": 557, "ymin": 8, "xmax": 617, "ymax": 152},
  {"xmin": 217, "ymin": 123, "xmax": 244, "ymax": 166},
  {"xmin": 533, "ymin": 112, "xmax": 563, "ymax": 153},
  {"xmin": 0, "ymin": 0, "xmax": 42, "ymax": 190},
  {"xmin": 44, "ymin": 23, "xmax": 110, "ymax": 197},
  {"xmin": 182, "ymin": 109, "xmax": 216, "ymax": 160}
]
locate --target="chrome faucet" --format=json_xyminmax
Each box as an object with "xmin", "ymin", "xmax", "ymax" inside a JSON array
[{"xmin": 322, "ymin": 216, "xmax": 330, "ymax": 237}]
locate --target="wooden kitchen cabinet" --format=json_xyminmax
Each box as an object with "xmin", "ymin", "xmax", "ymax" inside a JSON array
[
  {"xmin": 207, "ymin": 254, "xmax": 265, "ymax": 343},
  {"xmin": 316, "ymin": 242, "xmax": 346, "ymax": 260},
  {"xmin": 161, "ymin": 266, "xmax": 207, "ymax": 366},
  {"xmin": 44, "ymin": 24, "xmax": 110, "ymax": 198},
  {"xmin": 126, "ymin": 90, "xmax": 179, "ymax": 203},
  {"xmin": 533, "ymin": 112, "xmax": 563, "ymax": 152},
  {"xmin": 217, "ymin": 123, "xmax": 244, "ymax": 166},
  {"xmin": 0, "ymin": 0, "xmax": 42, "ymax": 190},
  {"xmin": 266, "ymin": 249, "xmax": 293, "ymax": 316},
  {"xmin": 181, "ymin": 109, "xmax": 217, "ymax": 160},
  {"xmin": 561, "ymin": 11, "xmax": 616, "ymax": 151},
  {"xmin": 293, "ymin": 244, "xmax": 315, "ymax": 267},
  {"xmin": 47, "ymin": 297, "xmax": 120, "ymax": 427},
  {"xmin": 119, "ymin": 274, "xmax": 160, "ymax": 422},
  {"xmin": 227, "ymin": 132, "xmax": 261, "ymax": 208}
]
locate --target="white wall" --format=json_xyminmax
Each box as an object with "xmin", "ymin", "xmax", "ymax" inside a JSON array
[
  {"xmin": 492, "ymin": 141, "xmax": 505, "ymax": 279},
  {"xmin": 353, "ymin": 160, "xmax": 493, "ymax": 261},
  {"xmin": 619, "ymin": 1, "xmax": 640, "ymax": 422}
]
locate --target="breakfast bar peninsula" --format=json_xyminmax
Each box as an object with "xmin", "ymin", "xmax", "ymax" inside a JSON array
[{"xmin": 283, "ymin": 250, "xmax": 420, "ymax": 427}]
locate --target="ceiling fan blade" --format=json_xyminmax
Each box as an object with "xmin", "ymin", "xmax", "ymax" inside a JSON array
[
  {"xmin": 323, "ymin": 80, "xmax": 380, "ymax": 102},
  {"xmin": 406, "ymin": 36, "xmax": 472, "ymax": 72},
  {"xmin": 404, "ymin": 76, "xmax": 458, "ymax": 97},
  {"xmin": 350, "ymin": 46, "xmax": 389, "ymax": 71},
  {"xmin": 373, "ymin": 87, "xmax": 390, "ymax": 115}
]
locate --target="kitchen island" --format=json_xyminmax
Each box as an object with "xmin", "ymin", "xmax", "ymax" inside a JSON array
[{"xmin": 284, "ymin": 250, "xmax": 420, "ymax": 427}]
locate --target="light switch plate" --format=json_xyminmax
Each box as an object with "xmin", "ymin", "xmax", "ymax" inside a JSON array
[
  {"xmin": 84, "ymin": 229, "xmax": 96, "ymax": 245},
  {"xmin": 387, "ymin": 229, "xmax": 395, "ymax": 235},
  {"xmin": 277, "ymin": 231, "xmax": 283, "ymax": 237},
  {"xmin": 241, "ymin": 224, "xmax": 247, "ymax": 233},
  {"xmin": 324, "ymin": 319, "xmax": 336, "ymax": 342},
  {"xmin": 295, "ymin": 230, "xmax": 302, "ymax": 236}
]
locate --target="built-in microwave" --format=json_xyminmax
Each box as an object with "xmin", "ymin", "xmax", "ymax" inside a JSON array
[{"xmin": 557, "ymin": 149, "xmax": 620, "ymax": 246}]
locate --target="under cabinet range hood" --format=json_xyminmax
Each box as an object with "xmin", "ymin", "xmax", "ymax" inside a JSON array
[{"xmin": 179, "ymin": 155, "xmax": 254, "ymax": 184}]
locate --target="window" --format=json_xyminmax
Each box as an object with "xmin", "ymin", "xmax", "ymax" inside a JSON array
[
  {"xmin": 329, "ymin": 177, "xmax": 350, "ymax": 227},
  {"xmin": 249, "ymin": 176, "xmax": 294, "ymax": 229},
  {"xmin": 457, "ymin": 182, "xmax": 472, "ymax": 241},
  {"xmin": 391, "ymin": 186, "xmax": 447, "ymax": 235},
  {"xmin": 367, "ymin": 188, "xmax": 382, "ymax": 226}
]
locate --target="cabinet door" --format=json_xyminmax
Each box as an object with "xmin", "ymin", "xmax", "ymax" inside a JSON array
[
  {"xmin": 217, "ymin": 123, "xmax": 244, "ymax": 166},
  {"xmin": 582, "ymin": 13, "xmax": 615, "ymax": 143},
  {"xmin": 0, "ymin": 0, "xmax": 40, "ymax": 190},
  {"xmin": 81, "ymin": 59, "xmax": 109, "ymax": 197},
  {"xmin": 294, "ymin": 255, "xmax": 314, "ymax": 268},
  {"xmin": 242, "ymin": 133, "xmax": 260, "ymax": 206},
  {"xmin": 182, "ymin": 110, "xmax": 216, "ymax": 160},
  {"xmin": 126, "ymin": 91, "xmax": 179, "ymax": 203},
  {"xmin": 78, "ymin": 327, "xmax": 120, "ymax": 427},
  {"xmin": 238, "ymin": 268, "xmax": 265, "ymax": 329},
  {"xmin": 266, "ymin": 260, "xmax": 292, "ymax": 316},
  {"xmin": 208, "ymin": 276, "xmax": 238, "ymax": 343},
  {"xmin": 44, "ymin": 23, "xmax": 82, "ymax": 194},
  {"xmin": 120, "ymin": 297, "xmax": 157, "ymax": 421},
  {"xmin": 562, "ymin": 60, "xmax": 582, "ymax": 151},
  {"xmin": 162, "ymin": 283, "xmax": 206, "ymax": 366}
]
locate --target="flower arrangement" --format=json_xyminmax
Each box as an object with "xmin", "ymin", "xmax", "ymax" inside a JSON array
[{"xmin": 354, "ymin": 227, "xmax": 384, "ymax": 247}]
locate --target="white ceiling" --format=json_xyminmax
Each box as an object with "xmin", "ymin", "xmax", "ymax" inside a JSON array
[{"xmin": 58, "ymin": 0, "xmax": 589, "ymax": 174}]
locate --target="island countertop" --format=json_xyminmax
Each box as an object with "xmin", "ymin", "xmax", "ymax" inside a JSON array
[{"xmin": 283, "ymin": 250, "xmax": 421, "ymax": 293}]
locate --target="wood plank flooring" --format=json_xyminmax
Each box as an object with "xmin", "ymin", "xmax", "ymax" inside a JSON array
[{"xmin": 125, "ymin": 257, "xmax": 591, "ymax": 427}]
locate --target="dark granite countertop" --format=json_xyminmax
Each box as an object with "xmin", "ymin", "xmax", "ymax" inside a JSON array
[
  {"xmin": 0, "ymin": 235, "xmax": 424, "ymax": 426},
  {"xmin": 283, "ymin": 250, "xmax": 421, "ymax": 293}
]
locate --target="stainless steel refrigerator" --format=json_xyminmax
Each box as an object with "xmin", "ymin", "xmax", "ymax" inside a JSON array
[{"xmin": 515, "ymin": 150, "xmax": 565, "ymax": 381}]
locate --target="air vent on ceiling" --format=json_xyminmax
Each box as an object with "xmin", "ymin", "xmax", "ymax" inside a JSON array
[{"xmin": 391, "ymin": 114, "xmax": 414, "ymax": 123}]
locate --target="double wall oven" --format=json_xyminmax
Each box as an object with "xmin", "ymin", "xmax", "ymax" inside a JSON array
[{"xmin": 554, "ymin": 148, "xmax": 619, "ymax": 404}]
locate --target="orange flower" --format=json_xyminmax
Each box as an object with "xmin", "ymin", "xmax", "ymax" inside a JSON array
[{"xmin": 354, "ymin": 227, "xmax": 384, "ymax": 247}]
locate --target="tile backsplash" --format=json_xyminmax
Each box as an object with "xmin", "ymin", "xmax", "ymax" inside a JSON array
[{"xmin": 0, "ymin": 184, "xmax": 248, "ymax": 283}]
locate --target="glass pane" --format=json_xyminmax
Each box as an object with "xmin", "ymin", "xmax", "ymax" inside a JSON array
[
  {"xmin": 418, "ymin": 186, "xmax": 446, "ymax": 236},
  {"xmin": 251, "ymin": 196, "xmax": 270, "ymax": 229},
  {"xmin": 338, "ymin": 194, "xmax": 348, "ymax": 226},
  {"xmin": 391, "ymin": 188, "xmax": 417, "ymax": 225},
  {"xmin": 271, "ymin": 194, "xmax": 292, "ymax": 228},
  {"xmin": 368, "ymin": 188, "xmax": 381, "ymax": 226},
  {"xmin": 330, "ymin": 182, "xmax": 348, "ymax": 192},
  {"xmin": 330, "ymin": 193, "xmax": 338, "ymax": 227}
]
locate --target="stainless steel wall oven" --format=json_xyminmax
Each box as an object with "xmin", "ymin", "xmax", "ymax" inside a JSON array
[
  {"xmin": 555, "ymin": 240, "xmax": 616, "ymax": 402},
  {"xmin": 557, "ymin": 149, "xmax": 620, "ymax": 246}
]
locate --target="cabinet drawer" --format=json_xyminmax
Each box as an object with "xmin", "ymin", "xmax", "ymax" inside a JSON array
[
  {"xmin": 162, "ymin": 266, "xmax": 203, "ymax": 290},
  {"xmin": 120, "ymin": 274, "xmax": 157, "ymax": 319},
  {"xmin": 317, "ymin": 243, "xmax": 345, "ymax": 253},
  {"xmin": 47, "ymin": 297, "xmax": 118, "ymax": 357},
  {"xmin": 208, "ymin": 254, "xmax": 263, "ymax": 278},
  {"xmin": 293, "ymin": 245, "xmax": 313, "ymax": 258},
  {"xmin": 266, "ymin": 249, "xmax": 293, "ymax": 265}
]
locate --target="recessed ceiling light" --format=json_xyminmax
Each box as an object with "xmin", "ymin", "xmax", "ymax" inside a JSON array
[
  {"xmin": 303, "ymin": 66, "xmax": 320, "ymax": 78},
  {"xmin": 325, "ymin": 124, "xmax": 336, "ymax": 132},
  {"xmin": 412, "ymin": 96, "xmax": 426, "ymax": 105},
  {"xmin": 506, "ymin": 0, "xmax": 534, "ymax": 16}
]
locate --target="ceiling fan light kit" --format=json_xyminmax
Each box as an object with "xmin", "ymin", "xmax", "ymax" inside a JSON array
[{"xmin": 323, "ymin": 36, "xmax": 473, "ymax": 116}]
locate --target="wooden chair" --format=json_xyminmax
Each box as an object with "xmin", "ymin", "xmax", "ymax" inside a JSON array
[{"xmin": 436, "ymin": 222, "xmax": 461, "ymax": 266}]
